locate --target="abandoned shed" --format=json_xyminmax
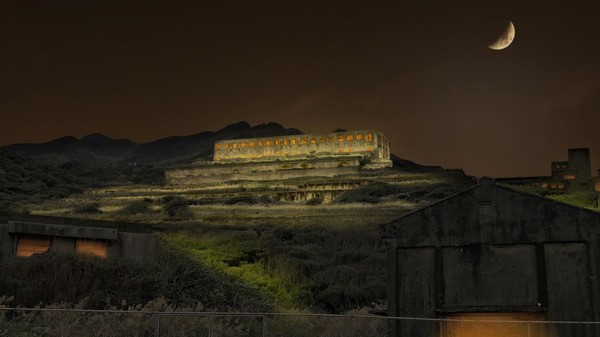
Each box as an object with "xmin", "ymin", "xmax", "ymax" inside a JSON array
[
  {"xmin": 0, "ymin": 214, "xmax": 157, "ymax": 262},
  {"xmin": 384, "ymin": 177, "xmax": 600, "ymax": 337}
]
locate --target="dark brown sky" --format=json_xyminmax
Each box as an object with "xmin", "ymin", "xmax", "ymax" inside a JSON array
[{"xmin": 1, "ymin": 1, "xmax": 599, "ymax": 177}]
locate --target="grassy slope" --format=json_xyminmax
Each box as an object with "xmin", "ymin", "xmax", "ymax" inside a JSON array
[{"xmin": 22, "ymin": 169, "xmax": 474, "ymax": 313}]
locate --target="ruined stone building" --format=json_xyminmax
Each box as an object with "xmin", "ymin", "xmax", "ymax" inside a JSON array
[
  {"xmin": 0, "ymin": 215, "xmax": 157, "ymax": 262},
  {"xmin": 498, "ymin": 148, "xmax": 597, "ymax": 192},
  {"xmin": 384, "ymin": 178, "xmax": 600, "ymax": 337},
  {"xmin": 165, "ymin": 130, "xmax": 393, "ymax": 184}
]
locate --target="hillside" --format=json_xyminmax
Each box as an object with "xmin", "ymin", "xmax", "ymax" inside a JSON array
[{"xmin": 1, "ymin": 121, "xmax": 478, "ymax": 313}]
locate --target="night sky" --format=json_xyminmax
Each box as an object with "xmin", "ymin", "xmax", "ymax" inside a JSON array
[{"xmin": 1, "ymin": 1, "xmax": 599, "ymax": 178}]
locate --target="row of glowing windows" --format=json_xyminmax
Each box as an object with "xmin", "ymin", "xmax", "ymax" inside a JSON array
[
  {"xmin": 215, "ymin": 147, "xmax": 373, "ymax": 160},
  {"xmin": 16, "ymin": 238, "xmax": 108, "ymax": 258},
  {"xmin": 216, "ymin": 133, "xmax": 373, "ymax": 150}
]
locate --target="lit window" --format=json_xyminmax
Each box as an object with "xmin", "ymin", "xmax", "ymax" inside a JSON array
[
  {"xmin": 258, "ymin": 141, "xmax": 263, "ymax": 147},
  {"xmin": 347, "ymin": 135, "xmax": 353, "ymax": 141},
  {"xmin": 338, "ymin": 149, "xmax": 344, "ymax": 153},
  {"xmin": 337, "ymin": 135, "xmax": 344, "ymax": 142},
  {"xmin": 348, "ymin": 148, "xmax": 353, "ymax": 153},
  {"xmin": 310, "ymin": 138, "xmax": 316, "ymax": 144},
  {"xmin": 266, "ymin": 140, "xmax": 272, "ymax": 146},
  {"xmin": 241, "ymin": 142, "xmax": 247, "ymax": 148},
  {"xmin": 257, "ymin": 154, "xmax": 263, "ymax": 158},
  {"xmin": 215, "ymin": 157, "xmax": 221, "ymax": 161},
  {"xmin": 275, "ymin": 139, "xmax": 281, "ymax": 145},
  {"xmin": 365, "ymin": 134, "xmax": 373, "ymax": 141},
  {"xmin": 368, "ymin": 146, "xmax": 373, "ymax": 151},
  {"xmin": 232, "ymin": 143, "xmax": 238, "ymax": 149},
  {"xmin": 301, "ymin": 138, "xmax": 307, "ymax": 144},
  {"xmin": 564, "ymin": 173, "xmax": 576, "ymax": 180},
  {"xmin": 292, "ymin": 138, "xmax": 298, "ymax": 144},
  {"xmin": 216, "ymin": 144, "xmax": 222, "ymax": 149},
  {"xmin": 17, "ymin": 238, "xmax": 50, "ymax": 257},
  {"xmin": 356, "ymin": 134, "xmax": 363, "ymax": 140},
  {"xmin": 329, "ymin": 136, "xmax": 334, "ymax": 142},
  {"xmin": 319, "ymin": 137, "xmax": 326, "ymax": 143},
  {"xmin": 250, "ymin": 155, "xmax": 255, "ymax": 159},
  {"xmin": 276, "ymin": 151, "xmax": 281, "ymax": 156},
  {"xmin": 284, "ymin": 139, "xmax": 290, "ymax": 145},
  {"xmin": 249, "ymin": 142, "xmax": 255, "ymax": 147},
  {"xmin": 225, "ymin": 144, "xmax": 230, "ymax": 148},
  {"xmin": 76, "ymin": 240, "xmax": 108, "ymax": 258}
]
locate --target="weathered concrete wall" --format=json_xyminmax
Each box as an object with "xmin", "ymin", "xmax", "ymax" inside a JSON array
[
  {"xmin": 0, "ymin": 224, "xmax": 13, "ymax": 259},
  {"xmin": 50, "ymin": 237, "xmax": 75, "ymax": 254},
  {"xmin": 8, "ymin": 221, "xmax": 118, "ymax": 241},
  {"xmin": 213, "ymin": 130, "xmax": 390, "ymax": 162},
  {"xmin": 568, "ymin": 148, "xmax": 592, "ymax": 188},
  {"xmin": 118, "ymin": 232, "xmax": 158, "ymax": 262},
  {"xmin": 1, "ymin": 220, "xmax": 156, "ymax": 262},
  {"xmin": 166, "ymin": 158, "xmax": 361, "ymax": 184},
  {"xmin": 386, "ymin": 180, "xmax": 600, "ymax": 337}
]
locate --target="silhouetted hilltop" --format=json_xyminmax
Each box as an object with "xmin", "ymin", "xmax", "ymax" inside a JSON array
[{"xmin": 2, "ymin": 122, "xmax": 303, "ymax": 166}]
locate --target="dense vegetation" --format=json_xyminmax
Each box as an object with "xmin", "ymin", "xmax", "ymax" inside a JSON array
[
  {"xmin": 0, "ymin": 246, "xmax": 272, "ymax": 312},
  {"xmin": 0, "ymin": 150, "xmax": 163, "ymax": 212}
]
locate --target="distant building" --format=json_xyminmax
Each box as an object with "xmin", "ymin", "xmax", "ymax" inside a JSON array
[
  {"xmin": 165, "ymin": 130, "xmax": 393, "ymax": 184},
  {"xmin": 384, "ymin": 178, "xmax": 600, "ymax": 337},
  {"xmin": 497, "ymin": 148, "xmax": 596, "ymax": 191},
  {"xmin": 0, "ymin": 215, "xmax": 157, "ymax": 262}
]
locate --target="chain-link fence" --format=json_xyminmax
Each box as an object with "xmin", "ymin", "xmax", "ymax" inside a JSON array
[{"xmin": 1, "ymin": 307, "xmax": 599, "ymax": 337}]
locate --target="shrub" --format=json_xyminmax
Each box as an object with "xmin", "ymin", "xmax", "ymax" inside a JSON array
[{"xmin": 74, "ymin": 203, "xmax": 102, "ymax": 215}]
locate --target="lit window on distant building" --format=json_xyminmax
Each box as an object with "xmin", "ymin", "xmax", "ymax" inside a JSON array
[
  {"xmin": 249, "ymin": 142, "xmax": 255, "ymax": 147},
  {"xmin": 563, "ymin": 173, "xmax": 576, "ymax": 180},
  {"xmin": 348, "ymin": 148, "xmax": 353, "ymax": 153},
  {"xmin": 275, "ymin": 139, "xmax": 281, "ymax": 145},
  {"xmin": 365, "ymin": 134, "xmax": 373, "ymax": 141},
  {"xmin": 301, "ymin": 138, "xmax": 307, "ymax": 144},
  {"xmin": 338, "ymin": 149, "xmax": 344, "ymax": 153},
  {"xmin": 320, "ymin": 137, "xmax": 326, "ymax": 143},
  {"xmin": 329, "ymin": 136, "xmax": 334, "ymax": 142},
  {"xmin": 241, "ymin": 142, "xmax": 247, "ymax": 148},
  {"xmin": 216, "ymin": 144, "xmax": 221, "ymax": 149},
  {"xmin": 266, "ymin": 140, "xmax": 272, "ymax": 146},
  {"xmin": 17, "ymin": 238, "xmax": 50, "ymax": 257},
  {"xmin": 368, "ymin": 146, "xmax": 374, "ymax": 151},
  {"xmin": 284, "ymin": 139, "xmax": 290, "ymax": 145},
  {"xmin": 356, "ymin": 134, "xmax": 363, "ymax": 140},
  {"xmin": 347, "ymin": 135, "xmax": 353, "ymax": 141},
  {"xmin": 310, "ymin": 138, "xmax": 316, "ymax": 144},
  {"xmin": 337, "ymin": 135, "xmax": 344, "ymax": 142},
  {"xmin": 292, "ymin": 138, "xmax": 298, "ymax": 144},
  {"xmin": 76, "ymin": 240, "xmax": 108, "ymax": 258},
  {"xmin": 258, "ymin": 141, "xmax": 263, "ymax": 147},
  {"xmin": 225, "ymin": 144, "xmax": 230, "ymax": 148},
  {"xmin": 276, "ymin": 151, "xmax": 281, "ymax": 156},
  {"xmin": 232, "ymin": 143, "xmax": 238, "ymax": 149}
]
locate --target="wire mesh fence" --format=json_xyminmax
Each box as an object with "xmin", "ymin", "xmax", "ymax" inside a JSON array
[{"xmin": 1, "ymin": 307, "xmax": 599, "ymax": 337}]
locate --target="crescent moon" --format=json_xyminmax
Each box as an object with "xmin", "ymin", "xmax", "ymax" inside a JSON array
[{"xmin": 488, "ymin": 21, "xmax": 515, "ymax": 50}]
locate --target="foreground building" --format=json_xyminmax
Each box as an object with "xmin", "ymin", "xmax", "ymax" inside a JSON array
[
  {"xmin": 384, "ymin": 178, "xmax": 600, "ymax": 337},
  {"xmin": 165, "ymin": 130, "xmax": 393, "ymax": 184},
  {"xmin": 0, "ymin": 215, "xmax": 157, "ymax": 261}
]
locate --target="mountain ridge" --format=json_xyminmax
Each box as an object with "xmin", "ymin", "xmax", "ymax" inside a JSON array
[{"xmin": 3, "ymin": 121, "xmax": 303, "ymax": 166}]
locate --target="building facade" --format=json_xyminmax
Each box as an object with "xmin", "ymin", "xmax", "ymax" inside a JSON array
[
  {"xmin": 384, "ymin": 178, "xmax": 600, "ymax": 337},
  {"xmin": 166, "ymin": 130, "xmax": 393, "ymax": 184},
  {"xmin": 213, "ymin": 130, "xmax": 390, "ymax": 162},
  {"xmin": 0, "ymin": 216, "xmax": 157, "ymax": 262}
]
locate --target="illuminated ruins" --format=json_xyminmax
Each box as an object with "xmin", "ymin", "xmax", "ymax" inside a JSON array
[{"xmin": 165, "ymin": 130, "xmax": 393, "ymax": 184}]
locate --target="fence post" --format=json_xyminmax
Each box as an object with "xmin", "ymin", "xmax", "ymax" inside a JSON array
[
  {"xmin": 439, "ymin": 320, "xmax": 443, "ymax": 337},
  {"xmin": 154, "ymin": 313, "xmax": 160, "ymax": 337},
  {"xmin": 527, "ymin": 322, "xmax": 531, "ymax": 337},
  {"xmin": 209, "ymin": 315, "xmax": 214, "ymax": 337},
  {"xmin": 262, "ymin": 315, "xmax": 268, "ymax": 337}
]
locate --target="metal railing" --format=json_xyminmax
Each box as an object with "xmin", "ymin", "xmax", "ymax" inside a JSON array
[{"xmin": 1, "ymin": 307, "xmax": 600, "ymax": 337}]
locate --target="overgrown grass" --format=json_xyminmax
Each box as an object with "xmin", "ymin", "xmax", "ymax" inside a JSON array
[{"xmin": 160, "ymin": 222, "xmax": 388, "ymax": 313}]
